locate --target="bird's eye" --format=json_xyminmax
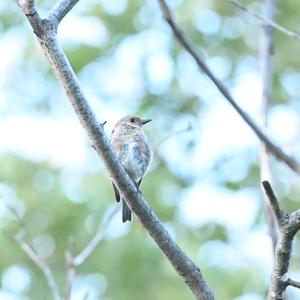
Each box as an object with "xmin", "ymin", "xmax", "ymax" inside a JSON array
[{"xmin": 130, "ymin": 118, "xmax": 135, "ymax": 123}]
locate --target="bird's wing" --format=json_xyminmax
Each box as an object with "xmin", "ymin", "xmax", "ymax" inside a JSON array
[
  {"xmin": 112, "ymin": 182, "xmax": 120, "ymax": 202},
  {"xmin": 110, "ymin": 128, "xmax": 115, "ymax": 142},
  {"xmin": 139, "ymin": 139, "xmax": 152, "ymax": 174}
]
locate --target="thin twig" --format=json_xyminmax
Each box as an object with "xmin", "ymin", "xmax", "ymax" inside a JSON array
[
  {"xmin": 65, "ymin": 238, "xmax": 76, "ymax": 300},
  {"xmin": 15, "ymin": 235, "xmax": 61, "ymax": 300},
  {"xmin": 7, "ymin": 202, "xmax": 61, "ymax": 300},
  {"xmin": 65, "ymin": 206, "xmax": 119, "ymax": 300},
  {"xmin": 154, "ymin": 123, "xmax": 193, "ymax": 150},
  {"xmin": 73, "ymin": 206, "xmax": 119, "ymax": 266},
  {"xmin": 158, "ymin": 0, "xmax": 300, "ymax": 175},
  {"xmin": 261, "ymin": 181, "xmax": 284, "ymax": 223},
  {"xmin": 228, "ymin": 0, "xmax": 300, "ymax": 41},
  {"xmin": 259, "ymin": 0, "xmax": 277, "ymax": 253},
  {"xmin": 82, "ymin": 291, "xmax": 90, "ymax": 300},
  {"xmin": 6, "ymin": 204, "xmax": 27, "ymax": 231}
]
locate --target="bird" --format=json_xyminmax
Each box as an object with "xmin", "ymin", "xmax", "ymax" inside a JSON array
[{"xmin": 110, "ymin": 116, "xmax": 152, "ymax": 222}]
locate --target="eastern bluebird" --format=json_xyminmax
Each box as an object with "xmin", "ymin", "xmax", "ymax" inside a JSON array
[{"xmin": 111, "ymin": 116, "xmax": 152, "ymax": 222}]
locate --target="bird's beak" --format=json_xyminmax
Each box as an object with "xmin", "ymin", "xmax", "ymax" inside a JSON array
[{"xmin": 141, "ymin": 119, "xmax": 152, "ymax": 125}]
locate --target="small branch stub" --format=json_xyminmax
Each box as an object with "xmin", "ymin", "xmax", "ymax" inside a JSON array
[
  {"xmin": 287, "ymin": 278, "xmax": 300, "ymax": 289},
  {"xmin": 261, "ymin": 180, "xmax": 284, "ymax": 224}
]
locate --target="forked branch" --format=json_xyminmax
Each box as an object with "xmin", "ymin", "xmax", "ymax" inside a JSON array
[{"xmin": 262, "ymin": 181, "xmax": 300, "ymax": 300}]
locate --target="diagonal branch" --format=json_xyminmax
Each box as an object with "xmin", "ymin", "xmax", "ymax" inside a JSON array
[
  {"xmin": 228, "ymin": 0, "xmax": 300, "ymax": 41},
  {"xmin": 22, "ymin": 0, "xmax": 35, "ymax": 15},
  {"xmin": 158, "ymin": 0, "xmax": 300, "ymax": 175},
  {"xmin": 48, "ymin": 0, "xmax": 80, "ymax": 29},
  {"xmin": 16, "ymin": 2, "xmax": 215, "ymax": 299},
  {"xmin": 73, "ymin": 206, "xmax": 119, "ymax": 266},
  {"xmin": 154, "ymin": 123, "xmax": 193, "ymax": 151},
  {"xmin": 7, "ymin": 207, "xmax": 61, "ymax": 300},
  {"xmin": 15, "ymin": 231, "xmax": 61, "ymax": 300}
]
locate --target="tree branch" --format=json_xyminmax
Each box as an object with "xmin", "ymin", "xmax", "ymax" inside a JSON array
[
  {"xmin": 21, "ymin": 0, "xmax": 35, "ymax": 15},
  {"xmin": 261, "ymin": 181, "xmax": 284, "ymax": 224},
  {"xmin": 73, "ymin": 206, "xmax": 119, "ymax": 266},
  {"xmin": 8, "ymin": 207, "xmax": 61, "ymax": 300},
  {"xmin": 158, "ymin": 0, "xmax": 300, "ymax": 175},
  {"xmin": 19, "ymin": 3, "xmax": 44, "ymax": 38},
  {"xmin": 268, "ymin": 227, "xmax": 294, "ymax": 300},
  {"xmin": 228, "ymin": 0, "xmax": 300, "ymax": 41},
  {"xmin": 261, "ymin": 181, "xmax": 300, "ymax": 300},
  {"xmin": 259, "ymin": 0, "xmax": 277, "ymax": 253},
  {"xmin": 14, "ymin": 231, "xmax": 61, "ymax": 300},
  {"xmin": 48, "ymin": 0, "xmax": 80, "ymax": 29},
  {"xmin": 82, "ymin": 291, "xmax": 90, "ymax": 300},
  {"xmin": 287, "ymin": 278, "xmax": 300, "ymax": 289},
  {"xmin": 17, "ymin": 2, "xmax": 215, "ymax": 299},
  {"xmin": 65, "ymin": 238, "xmax": 76, "ymax": 300},
  {"xmin": 65, "ymin": 207, "xmax": 118, "ymax": 300}
]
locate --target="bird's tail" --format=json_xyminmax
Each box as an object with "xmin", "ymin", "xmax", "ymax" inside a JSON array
[{"xmin": 122, "ymin": 198, "xmax": 132, "ymax": 223}]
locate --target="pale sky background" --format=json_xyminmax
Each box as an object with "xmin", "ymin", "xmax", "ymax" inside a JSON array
[{"xmin": 1, "ymin": 1, "xmax": 300, "ymax": 299}]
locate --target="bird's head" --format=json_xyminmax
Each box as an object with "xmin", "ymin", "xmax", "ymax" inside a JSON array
[{"xmin": 115, "ymin": 116, "xmax": 152, "ymax": 132}]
